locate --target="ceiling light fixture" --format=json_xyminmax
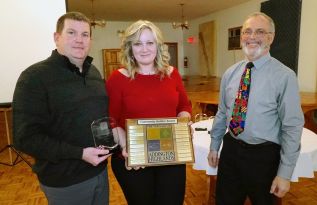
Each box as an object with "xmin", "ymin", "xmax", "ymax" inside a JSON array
[
  {"xmin": 117, "ymin": 30, "xmax": 125, "ymax": 37},
  {"xmin": 172, "ymin": 3, "xmax": 189, "ymax": 30},
  {"xmin": 90, "ymin": 0, "xmax": 106, "ymax": 28}
]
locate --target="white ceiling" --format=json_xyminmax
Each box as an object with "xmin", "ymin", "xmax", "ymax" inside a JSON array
[{"xmin": 66, "ymin": 0, "xmax": 251, "ymax": 22}]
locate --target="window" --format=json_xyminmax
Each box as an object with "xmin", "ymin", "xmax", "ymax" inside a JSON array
[{"xmin": 228, "ymin": 26, "xmax": 242, "ymax": 50}]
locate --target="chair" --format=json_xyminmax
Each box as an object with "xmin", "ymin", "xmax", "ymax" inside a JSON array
[
  {"xmin": 304, "ymin": 109, "xmax": 317, "ymax": 134},
  {"xmin": 194, "ymin": 113, "xmax": 208, "ymax": 122},
  {"xmin": 204, "ymin": 104, "xmax": 218, "ymax": 117}
]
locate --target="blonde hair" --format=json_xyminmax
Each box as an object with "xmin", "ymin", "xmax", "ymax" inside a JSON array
[{"xmin": 120, "ymin": 20, "xmax": 170, "ymax": 79}]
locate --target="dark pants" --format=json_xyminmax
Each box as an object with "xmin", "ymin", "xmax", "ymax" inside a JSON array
[
  {"xmin": 40, "ymin": 169, "xmax": 109, "ymax": 205},
  {"xmin": 111, "ymin": 155, "xmax": 186, "ymax": 205},
  {"xmin": 216, "ymin": 133, "xmax": 281, "ymax": 205}
]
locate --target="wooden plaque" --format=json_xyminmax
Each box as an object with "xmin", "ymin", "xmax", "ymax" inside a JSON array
[{"xmin": 126, "ymin": 117, "xmax": 194, "ymax": 167}]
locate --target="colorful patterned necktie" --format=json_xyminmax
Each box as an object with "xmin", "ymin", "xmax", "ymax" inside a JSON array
[{"xmin": 229, "ymin": 62, "xmax": 254, "ymax": 136}]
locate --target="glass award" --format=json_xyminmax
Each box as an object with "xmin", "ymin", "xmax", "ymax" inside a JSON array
[{"xmin": 91, "ymin": 117, "xmax": 119, "ymax": 151}]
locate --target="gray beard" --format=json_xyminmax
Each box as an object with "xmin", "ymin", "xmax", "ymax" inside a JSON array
[{"xmin": 242, "ymin": 44, "xmax": 265, "ymax": 60}]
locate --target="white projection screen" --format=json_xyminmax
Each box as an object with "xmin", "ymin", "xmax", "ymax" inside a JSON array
[{"xmin": 0, "ymin": 0, "xmax": 66, "ymax": 105}]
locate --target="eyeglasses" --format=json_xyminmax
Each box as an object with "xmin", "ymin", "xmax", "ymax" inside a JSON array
[{"xmin": 241, "ymin": 29, "xmax": 273, "ymax": 38}]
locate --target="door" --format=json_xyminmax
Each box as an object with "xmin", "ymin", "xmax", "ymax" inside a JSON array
[
  {"xmin": 199, "ymin": 21, "xmax": 216, "ymax": 77},
  {"xmin": 165, "ymin": 42, "xmax": 178, "ymax": 68},
  {"xmin": 102, "ymin": 49, "xmax": 121, "ymax": 79}
]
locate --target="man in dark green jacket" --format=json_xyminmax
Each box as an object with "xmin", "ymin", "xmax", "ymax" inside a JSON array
[{"xmin": 13, "ymin": 12, "xmax": 111, "ymax": 205}]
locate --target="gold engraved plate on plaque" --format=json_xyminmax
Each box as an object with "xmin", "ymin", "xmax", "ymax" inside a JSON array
[{"xmin": 126, "ymin": 117, "xmax": 194, "ymax": 167}]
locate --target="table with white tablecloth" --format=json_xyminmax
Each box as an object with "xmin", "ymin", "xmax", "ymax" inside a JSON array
[{"xmin": 191, "ymin": 119, "xmax": 317, "ymax": 182}]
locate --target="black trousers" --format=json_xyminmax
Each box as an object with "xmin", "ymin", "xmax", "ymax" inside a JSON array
[
  {"xmin": 216, "ymin": 132, "xmax": 281, "ymax": 205},
  {"xmin": 111, "ymin": 155, "xmax": 186, "ymax": 205}
]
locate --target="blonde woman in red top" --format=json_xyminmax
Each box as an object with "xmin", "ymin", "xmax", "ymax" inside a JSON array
[{"xmin": 106, "ymin": 20, "xmax": 192, "ymax": 205}]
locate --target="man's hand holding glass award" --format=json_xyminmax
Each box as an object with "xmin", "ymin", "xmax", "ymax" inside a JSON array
[{"xmin": 91, "ymin": 117, "xmax": 121, "ymax": 154}]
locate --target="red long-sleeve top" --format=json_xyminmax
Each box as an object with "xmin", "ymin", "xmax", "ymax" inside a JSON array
[{"xmin": 106, "ymin": 68, "xmax": 192, "ymax": 129}]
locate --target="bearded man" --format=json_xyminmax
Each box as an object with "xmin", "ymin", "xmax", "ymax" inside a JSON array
[{"xmin": 207, "ymin": 12, "xmax": 304, "ymax": 205}]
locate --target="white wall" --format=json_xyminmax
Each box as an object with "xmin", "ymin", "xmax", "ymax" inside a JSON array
[
  {"xmin": 184, "ymin": 0, "xmax": 262, "ymax": 76},
  {"xmin": 298, "ymin": 0, "xmax": 317, "ymax": 92},
  {"xmin": 0, "ymin": 0, "xmax": 66, "ymax": 103},
  {"xmin": 90, "ymin": 21, "xmax": 184, "ymax": 78},
  {"xmin": 2, "ymin": 0, "xmax": 316, "ymax": 98},
  {"xmin": 184, "ymin": 0, "xmax": 317, "ymax": 92}
]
